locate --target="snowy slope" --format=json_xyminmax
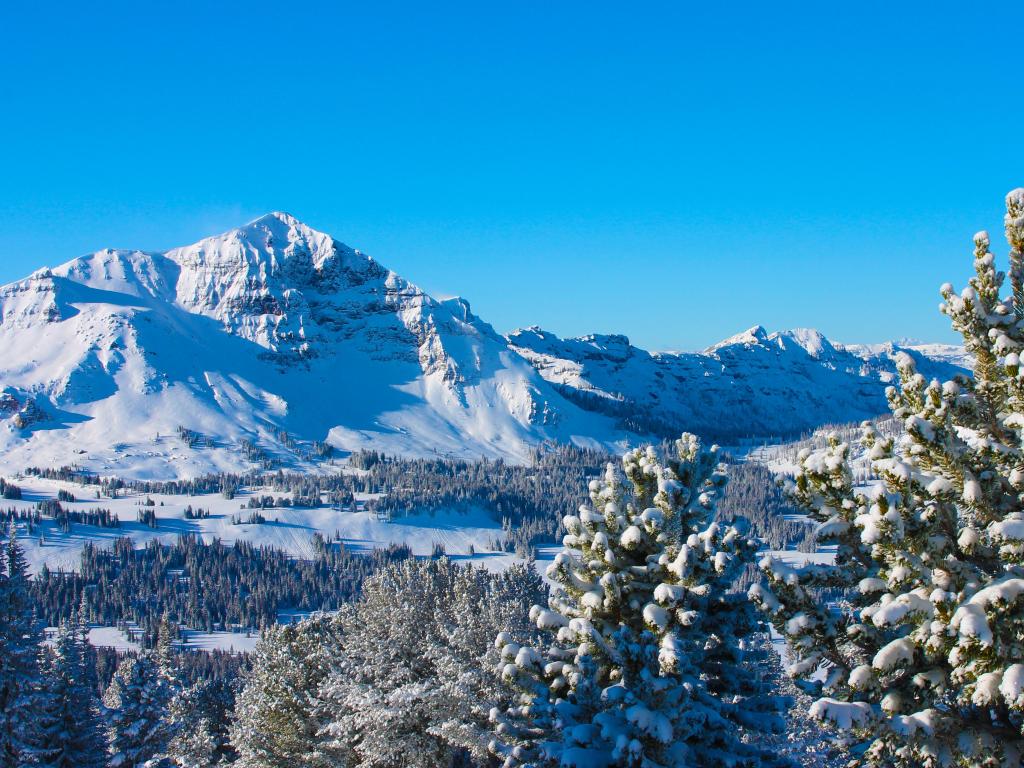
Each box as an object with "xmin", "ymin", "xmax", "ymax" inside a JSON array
[
  {"xmin": 3, "ymin": 475, "xmax": 516, "ymax": 576},
  {"xmin": 507, "ymin": 325, "xmax": 969, "ymax": 440},
  {"xmin": 0, "ymin": 213, "xmax": 623, "ymax": 477},
  {"xmin": 0, "ymin": 213, "xmax": 969, "ymax": 477}
]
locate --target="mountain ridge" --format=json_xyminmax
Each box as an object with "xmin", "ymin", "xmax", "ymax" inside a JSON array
[
  {"xmin": 0, "ymin": 213, "xmax": 969, "ymax": 477},
  {"xmin": 504, "ymin": 323, "xmax": 969, "ymax": 441}
]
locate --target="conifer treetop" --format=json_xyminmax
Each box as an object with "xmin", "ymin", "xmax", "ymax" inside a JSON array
[
  {"xmin": 752, "ymin": 188, "xmax": 1024, "ymax": 768},
  {"xmin": 491, "ymin": 434, "xmax": 786, "ymax": 768}
]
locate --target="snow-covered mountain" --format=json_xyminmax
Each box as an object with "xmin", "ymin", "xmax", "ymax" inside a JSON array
[
  {"xmin": 0, "ymin": 213, "xmax": 622, "ymax": 477},
  {"xmin": 0, "ymin": 213, "xmax": 970, "ymax": 477},
  {"xmin": 506, "ymin": 325, "xmax": 969, "ymax": 441}
]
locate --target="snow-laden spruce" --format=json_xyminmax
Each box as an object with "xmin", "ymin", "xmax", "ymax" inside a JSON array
[
  {"xmin": 228, "ymin": 558, "xmax": 542, "ymax": 767},
  {"xmin": 751, "ymin": 189, "xmax": 1024, "ymax": 767},
  {"xmin": 316, "ymin": 558, "xmax": 543, "ymax": 768},
  {"xmin": 490, "ymin": 435, "xmax": 787, "ymax": 768},
  {"xmin": 0, "ymin": 525, "xmax": 43, "ymax": 768},
  {"xmin": 163, "ymin": 675, "xmax": 235, "ymax": 767},
  {"xmin": 230, "ymin": 613, "xmax": 341, "ymax": 768},
  {"xmin": 103, "ymin": 651, "xmax": 175, "ymax": 768},
  {"xmin": 34, "ymin": 606, "xmax": 106, "ymax": 768}
]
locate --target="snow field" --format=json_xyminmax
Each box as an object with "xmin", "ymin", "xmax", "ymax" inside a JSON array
[{"xmin": 4, "ymin": 475, "xmax": 517, "ymax": 575}]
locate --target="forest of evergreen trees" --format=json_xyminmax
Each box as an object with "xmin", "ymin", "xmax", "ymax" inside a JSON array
[
  {"xmin": 33, "ymin": 534, "xmax": 413, "ymax": 641},
  {"xmin": 0, "ymin": 441, "xmax": 830, "ymax": 768},
  {"xmin": 20, "ymin": 441, "xmax": 816, "ymax": 570},
  {"xmin": 0, "ymin": 413, "xmax": 898, "ymax": 768}
]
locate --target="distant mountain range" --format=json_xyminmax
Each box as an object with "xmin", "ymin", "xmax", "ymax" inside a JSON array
[
  {"xmin": 507, "ymin": 326, "xmax": 968, "ymax": 442},
  {"xmin": 0, "ymin": 213, "xmax": 969, "ymax": 477}
]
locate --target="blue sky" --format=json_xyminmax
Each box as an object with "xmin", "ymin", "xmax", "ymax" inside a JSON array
[{"xmin": 1, "ymin": 2, "xmax": 1021, "ymax": 351}]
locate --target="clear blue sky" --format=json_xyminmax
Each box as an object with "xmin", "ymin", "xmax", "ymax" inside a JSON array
[{"xmin": 1, "ymin": 2, "xmax": 1021, "ymax": 351}]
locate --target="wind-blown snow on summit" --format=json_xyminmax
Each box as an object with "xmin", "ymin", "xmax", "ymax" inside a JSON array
[{"xmin": 0, "ymin": 213, "xmax": 969, "ymax": 477}]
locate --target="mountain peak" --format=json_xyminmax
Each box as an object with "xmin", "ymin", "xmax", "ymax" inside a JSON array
[
  {"xmin": 0, "ymin": 204, "xmax": 975, "ymax": 475},
  {"xmin": 240, "ymin": 211, "xmax": 328, "ymax": 239},
  {"xmin": 230, "ymin": 211, "xmax": 334, "ymax": 250},
  {"xmin": 776, "ymin": 327, "xmax": 834, "ymax": 358},
  {"xmin": 166, "ymin": 211, "xmax": 345, "ymax": 278},
  {"xmin": 704, "ymin": 325, "xmax": 769, "ymax": 353},
  {"xmin": 160, "ymin": 212, "xmax": 393, "ymax": 352},
  {"xmin": 250, "ymin": 210, "xmax": 301, "ymax": 226}
]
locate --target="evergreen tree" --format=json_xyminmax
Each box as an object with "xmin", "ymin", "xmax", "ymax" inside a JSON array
[
  {"xmin": 165, "ymin": 678, "xmax": 234, "ymax": 767},
  {"xmin": 751, "ymin": 189, "xmax": 1024, "ymax": 766},
  {"xmin": 490, "ymin": 435, "xmax": 786, "ymax": 767},
  {"xmin": 155, "ymin": 615, "xmax": 177, "ymax": 682},
  {"xmin": 34, "ymin": 609, "xmax": 106, "ymax": 768},
  {"xmin": 229, "ymin": 614, "xmax": 342, "ymax": 768},
  {"xmin": 317, "ymin": 558, "xmax": 544, "ymax": 767},
  {"xmin": 103, "ymin": 653, "xmax": 173, "ymax": 768},
  {"xmin": 0, "ymin": 524, "xmax": 42, "ymax": 768}
]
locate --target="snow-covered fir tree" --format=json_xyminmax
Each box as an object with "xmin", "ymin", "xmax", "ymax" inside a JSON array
[
  {"xmin": 0, "ymin": 524, "xmax": 42, "ymax": 768},
  {"xmin": 751, "ymin": 189, "xmax": 1024, "ymax": 767},
  {"xmin": 155, "ymin": 615, "xmax": 178, "ymax": 684},
  {"xmin": 103, "ymin": 652, "xmax": 174, "ymax": 768},
  {"xmin": 316, "ymin": 558, "xmax": 543, "ymax": 768},
  {"xmin": 34, "ymin": 607, "xmax": 106, "ymax": 768},
  {"xmin": 164, "ymin": 677, "xmax": 233, "ymax": 767},
  {"xmin": 229, "ymin": 613, "xmax": 342, "ymax": 768},
  {"xmin": 490, "ymin": 434, "xmax": 787, "ymax": 768}
]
